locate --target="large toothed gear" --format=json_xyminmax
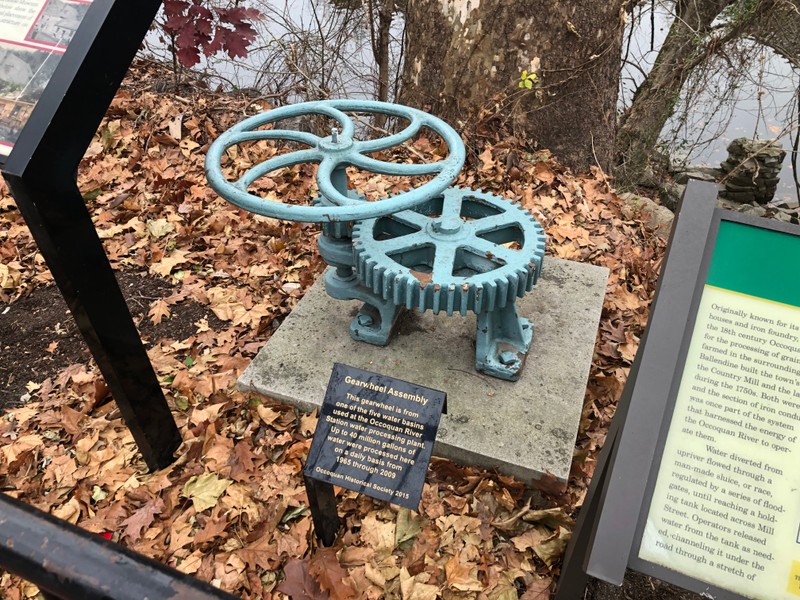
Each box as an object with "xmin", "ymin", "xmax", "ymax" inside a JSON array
[{"xmin": 351, "ymin": 187, "xmax": 546, "ymax": 316}]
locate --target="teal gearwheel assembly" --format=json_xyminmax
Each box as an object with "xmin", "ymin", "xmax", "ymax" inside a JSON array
[{"xmin": 205, "ymin": 100, "xmax": 546, "ymax": 381}]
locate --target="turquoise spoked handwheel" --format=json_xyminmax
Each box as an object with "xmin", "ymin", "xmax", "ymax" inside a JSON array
[{"xmin": 205, "ymin": 100, "xmax": 466, "ymax": 223}]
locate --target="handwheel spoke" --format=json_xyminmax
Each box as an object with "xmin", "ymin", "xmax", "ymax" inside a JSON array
[
  {"xmin": 355, "ymin": 116, "xmax": 424, "ymax": 153},
  {"xmin": 235, "ymin": 104, "xmax": 357, "ymax": 141},
  {"xmin": 225, "ymin": 129, "xmax": 320, "ymax": 146},
  {"xmin": 237, "ymin": 148, "xmax": 322, "ymax": 189},
  {"xmin": 317, "ymin": 157, "xmax": 355, "ymax": 206},
  {"xmin": 350, "ymin": 154, "xmax": 443, "ymax": 176}
]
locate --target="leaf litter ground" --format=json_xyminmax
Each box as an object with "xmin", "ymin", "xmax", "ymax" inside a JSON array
[{"xmin": 0, "ymin": 60, "xmax": 703, "ymax": 599}]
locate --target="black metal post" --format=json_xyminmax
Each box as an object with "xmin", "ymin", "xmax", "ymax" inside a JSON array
[
  {"xmin": 1, "ymin": 0, "xmax": 182, "ymax": 470},
  {"xmin": 304, "ymin": 475, "xmax": 340, "ymax": 546},
  {"xmin": 0, "ymin": 493, "xmax": 237, "ymax": 599}
]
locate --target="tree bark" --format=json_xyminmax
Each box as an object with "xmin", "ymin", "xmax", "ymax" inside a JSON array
[
  {"xmin": 400, "ymin": 0, "xmax": 625, "ymax": 172},
  {"xmin": 366, "ymin": 0, "xmax": 395, "ymax": 103}
]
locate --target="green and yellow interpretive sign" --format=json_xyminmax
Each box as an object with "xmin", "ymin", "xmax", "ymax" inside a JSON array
[{"xmin": 639, "ymin": 221, "xmax": 800, "ymax": 598}]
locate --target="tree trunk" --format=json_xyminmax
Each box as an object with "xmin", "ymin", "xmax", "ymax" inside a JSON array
[
  {"xmin": 614, "ymin": 0, "xmax": 774, "ymax": 187},
  {"xmin": 376, "ymin": 0, "xmax": 393, "ymax": 104},
  {"xmin": 400, "ymin": 0, "xmax": 625, "ymax": 173},
  {"xmin": 367, "ymin": 0, "xmax": 395, "ymax": 128}
]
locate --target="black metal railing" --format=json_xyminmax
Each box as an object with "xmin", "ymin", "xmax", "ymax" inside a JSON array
[{"xmin": 0, "ymin": 494, "xmax": 237, "ymax": 600}]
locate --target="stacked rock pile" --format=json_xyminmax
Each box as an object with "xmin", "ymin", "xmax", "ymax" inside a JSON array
[{"xmin": 719, "ymin": 138, "xmax": 786, "ymax": 204}]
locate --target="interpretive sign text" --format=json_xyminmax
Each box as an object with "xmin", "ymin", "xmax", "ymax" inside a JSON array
[
  {"xmin": 304, "ymin": 363, "xmax": 446, "ymax": 510},
  {"xmin": 639, "ymin": 220, "xmax": 800, "ymax": 599}
]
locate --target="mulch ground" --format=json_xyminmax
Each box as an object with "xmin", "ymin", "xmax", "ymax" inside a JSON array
[{"xmin": 0, "ymin": 274, "xmax": 700, "ymax": 600}]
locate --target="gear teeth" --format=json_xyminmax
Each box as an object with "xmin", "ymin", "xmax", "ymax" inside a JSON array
[
  {"xmin": 524, "ymin": 265, "xmax": 536, "ymax": 292},
  {"xmin": 432, "ymin": 284, "xmax": 442, "ymax": 314},
  {"xmin": 506, "ymin": 272, "xmax": 519, "ymax": 302},
  {"xmin": 485, "ymin": 282, "xmax": 497, "ymax": 313},
  {"xmin": 474, "ymin": 283, "xmax": 484, "ymax": 313},
  {"xmin": 392, "ymin": 274, "xmax": 403, "ymax": 305},
  {"xmin": 532, "ymin": 249, "xmax": 545, "ymax": 284},
  {"xmin": 368, "ymin": 259, "xmax": 379, "ymax": 289},
  {"xmin": 513, "ymin": 272, "xmax": 525, "ymax": 301},
  {"xmin": 417, "ymin": 279, "xmax": 427, "ymax": 312},
  {"xmin": 496, "ymin": 278, "xmax": 508, "ymax": 308},
  {"xmin": 394, "ymin": 272, "xmax": 405, "ymax": 303},
  {"xmin": 459, "ymin": 283, "xmax": 469, "ymax": 316},
  {"xmin": 446, "ymin": 284, "xmax": 456, "ymax": 315},
  {"xmin": 372, "ymin": 266, "xmax": 383, "ymax": 295},
  {"xmin": 371, "ymin": 265, "xmax": 381, "ymax": 295},
  {"xmin": 382, "ymin": 269, "xmax": 394, "ymax": 299},
  {"xmin": 358, "ymin": 255, "xmax": 368, "ymax": 285}
]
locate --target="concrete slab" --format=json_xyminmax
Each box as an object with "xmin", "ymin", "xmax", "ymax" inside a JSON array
[{"xmin": 239, "ymin": 258, "xmax": 608, "ymax": 483}]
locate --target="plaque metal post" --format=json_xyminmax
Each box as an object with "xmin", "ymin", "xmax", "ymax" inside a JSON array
[{"xmin": 304, "ymin": 475, "xmax": 340, "ymax": 547}]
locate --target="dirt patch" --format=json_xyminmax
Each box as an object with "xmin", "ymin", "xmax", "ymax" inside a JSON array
[
  {"xmin": 588, "ymin": 571, "xmax": 706, "ymax": 600},
  {"xmin": 0, "ymin": 271, "xmax": 224, "ymax": 409}
]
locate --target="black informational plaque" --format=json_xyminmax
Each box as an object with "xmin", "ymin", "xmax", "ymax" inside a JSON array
[{"xmin": 305, "ymin": 363, "xmax": 446, "ymax": 510}]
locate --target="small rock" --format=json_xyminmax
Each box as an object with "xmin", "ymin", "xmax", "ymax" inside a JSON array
[
  {"xmin": 772, "ymin": 210, "xmax": 793, "ymax": 223},
  {"xmin": 657, "ymin": 182, "xmax": 686, "ymax": 212},
  {"xmin": 737, "ymin": 204, "xmax": 768, "ymax": 217},
  {"xmin": 672, "ymin": 166, "xmax": 724, "ymax": 185},
  {"xmin": 618, "ymin": 192, "xmax": 674, "ymax": 237}
]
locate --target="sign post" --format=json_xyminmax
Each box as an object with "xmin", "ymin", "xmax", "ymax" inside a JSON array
[{"xmin": 0, "ymin": 0, "xmax": 181, "ymax": 470}]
